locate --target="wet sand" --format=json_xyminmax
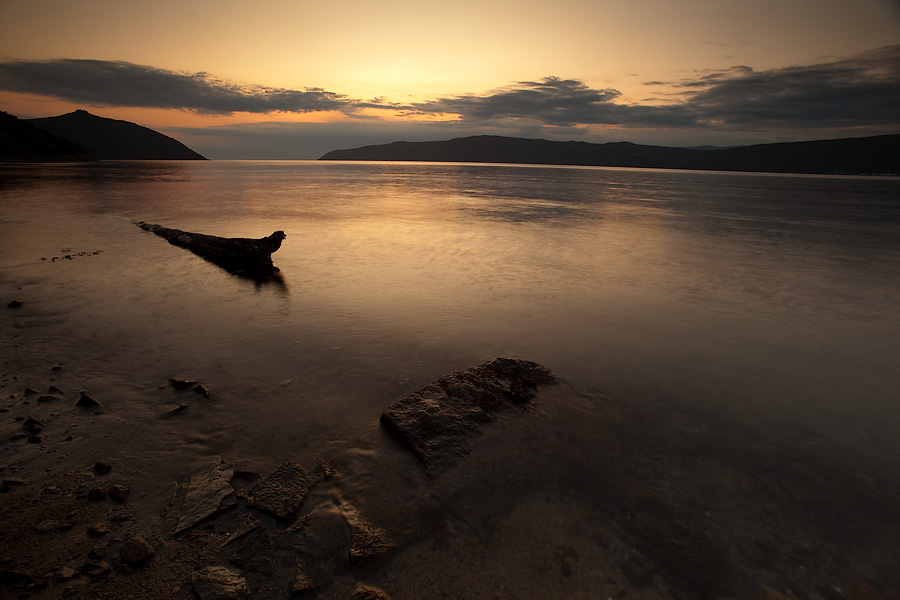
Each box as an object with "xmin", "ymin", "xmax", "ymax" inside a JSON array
[{"xmin": 2, "ymin": 318, "xmax": 899, "ymax": 600}]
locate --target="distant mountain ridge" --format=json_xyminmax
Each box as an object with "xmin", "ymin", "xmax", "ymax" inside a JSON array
[
  {"xmin": 25, "ymin": 110, "xmax": 206, "ymax": 160},
  {"xmin": 320, "ymin": 134, "xmax": 900, "ymax": 175},
  {"xmin": 0, "ymin": 110, "xmax": 93, "ymax": 162}
]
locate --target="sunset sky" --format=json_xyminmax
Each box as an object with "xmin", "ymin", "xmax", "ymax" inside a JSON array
[{"xmin": 1, "ymin": 0, "xmax": 898, "ymax": 158}]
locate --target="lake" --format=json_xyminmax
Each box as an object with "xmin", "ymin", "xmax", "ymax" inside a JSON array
[{"xmin": 2, "ymin": 160, "xmax": 899, "ymax": 597}]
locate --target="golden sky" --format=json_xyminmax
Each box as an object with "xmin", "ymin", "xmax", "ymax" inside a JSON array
[{"xmin": 1, "ymin": 0, "xmax": 898, "ymax": 157}]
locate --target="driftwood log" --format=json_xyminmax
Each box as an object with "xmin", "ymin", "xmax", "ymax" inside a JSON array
[{"xmin": 137, "ymin": 221, "xmax": 286, "ymax": 279}]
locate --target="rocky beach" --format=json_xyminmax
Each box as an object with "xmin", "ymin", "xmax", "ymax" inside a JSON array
[{"xmin": 3, "ymin": 341, "xmax": 899, "ymax": 599}]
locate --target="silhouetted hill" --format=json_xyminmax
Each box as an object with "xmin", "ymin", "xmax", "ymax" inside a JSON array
[
  {"xmin": 27, "ymin": 110, "xmax": 206, "ymax": 160},
  {"xmin": 0, "ymin": 110, "xmax": 94, "ymax": 162},
  {"xmin": 320, "ymin": 134, "xmax": 900, "ymax": 175}
]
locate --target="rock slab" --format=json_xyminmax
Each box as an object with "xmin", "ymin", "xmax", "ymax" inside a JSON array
[
  {"xmin": 380, "ymin": 357, "xmax": 557, "ymax": 474},
  {"xmin": 191, "ymin": 566, "xmax": 249, "ymax": 600},
  {"xmin": 246, "ymin": 462, "xmax": 314, "ymax": 521},
  {"xmin": 175, "ymin": 456, "xmax": 237, "ymax": 534}
]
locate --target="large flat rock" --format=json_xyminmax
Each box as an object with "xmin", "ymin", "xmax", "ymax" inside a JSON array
[
  {"xmin": 175, "ymin": 456, "xmax": 237, "ymax": 534},
  {"xmin": 380, "ymin": 357, "xmax": 557, "ymax": 475}
]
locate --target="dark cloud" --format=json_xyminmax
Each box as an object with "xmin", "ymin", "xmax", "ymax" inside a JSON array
[
  {"xmin": 407, "ymin": 46, "xmax": 900, "ymax": 132},
  {"xmin": 1, "ymin": 46, "xmax": 897, "ymax": 135},
  {"xmin": 0, "ymin": 59, "xmax": 350, "ymax": 114},
  {"xmin": 680, "ymin": 45, "xmax": 900, "ymax": 128}
]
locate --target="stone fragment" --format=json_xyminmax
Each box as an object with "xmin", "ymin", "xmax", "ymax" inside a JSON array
[
  {"xmin": 37, "ymin": 395, "xmax": 59, "ymax": 403},
  {"xmin": 247, "ymin": 462, "xmax": 314, "ymax": 521},
  {"xmin": 22, "ymin": 418, "xmax": 44, "ymax": 434},
  {"xmin": 191, "ymin": 566, "xmax": 249, "ymax": 600},
  {"xmin": 6, "ymin": 300, "xmax": 23, "ymax": 308},
  {"xmin": 380, "ymin": 357, "xmax": 557, "ymax": 475},
  {"xmin": 353, "ymin": 583, "xmax": 392, "ymax": 600},
  {"xmin": 108, "ymin": 484, "xmax": 130, "ymax": 502},
  {"xmin": 76, "ymin": 393, "xmax": 101, "ymax": 408},
  {"xmin": 277, "ymin": 503, "xmax": 352, "ymax": 594},
  {"xmin": 87, "ymin": 487, "xmax": 107, "ymax": 500},
  {"xmin": 48, "ymin": 386, "xmax": 64, "ymax": 395},
  {"xmin": 26, "ymin": 435, "xmax": 42, "ymax": 444},
  {"xmin": 342, "ymin": 503, "xmax": 392, "ymax": 562},
  {"xmin": 94, "ymin": 460, "xmax": 112, "ymax": 475},
  {"xmin": 223, "ymin": 522, "xmax": 274, "ymax": 575},
  {"xmin": 87, "ymin": 523, "xmax": 110, "ymax": 537},
  {"xmin": 57, "ymin": 567, "xmax": 77, "ymax": 580},
  {"xmin": 169, "ymin": 378, "xmax": 199, "ymax": 390},
  {"xmin": 23, "ymin": 388, "xmax": 39, "ymax": 395},
  {"xmin": 119, "ymin": 536, "xmax": 155, "ymax": 566},
  {"xmin": 175, "ymin": 456, "xmax": 237, "ymax": 534},
  {"xmin": 192, "ymin": 384, "xmax": 211, "ymax": 398},
  {"xmin": 80, "ymin": 560, "xmax": 111, "ymax": 577},
  {"xmin": 35, "ymin": 519, "xmax": 60, "ymax": 533}
]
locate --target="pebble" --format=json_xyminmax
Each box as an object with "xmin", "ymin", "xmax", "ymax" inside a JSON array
[
  {"xmin": 94, "ymin": 460, "xmax": 112, "ymax": 475},
  {"xmin": 76, "ymin": 393, "xmax": 101, "ymax": 408},
  {"xmin": 120, "ymin": 536, "xmax": 155, "ymax": 566},
  {"xmin": 87, "ymin": 487, "xmax": 107, "ymax": 500},
  {"xmin": 108, "ymin": 484, "xmax": 130, "ymax": 502}
]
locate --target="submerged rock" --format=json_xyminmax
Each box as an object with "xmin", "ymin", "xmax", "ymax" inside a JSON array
[
  {"xmin": 175, "ymin": 456, "xmax": 237, "ymax": 534},
  {"xmin": 277, "ymin": 503, "xmax": 353, "ymax": 594},
  {"xmin": 246, "ymin": 462, "xmax": 315, "ymax": 521},
  {"xmin": 380, "ymin": 357, "xmax": 557, "ymax": 475}
]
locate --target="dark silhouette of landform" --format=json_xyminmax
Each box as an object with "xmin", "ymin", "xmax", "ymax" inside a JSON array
[
  {"xmin": 320, "ymin": 134, "xmax": 900, "ymax": 175},
  {"xmin": 0, "ymin": 110, "xmax": 93, "ymax": 161},
  {"xmin": 18, "ymin": 109, "xmax": 206, "ymax": 160}
]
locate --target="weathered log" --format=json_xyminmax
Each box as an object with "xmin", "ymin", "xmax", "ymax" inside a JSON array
[{"xmin": 136, "ymin": 221, "xmax": 285, "ymax": 279}]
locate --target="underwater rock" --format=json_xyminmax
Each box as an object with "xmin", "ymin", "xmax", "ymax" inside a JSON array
[
  {"xmin": 175, "ymin": 456, "xmax": 237, "ymax": 534},
  {"xmin": 380, "ymin": 357, "xmax": 557, "ymax": 475},
  {"xmin": 246, "ymin": 462, "xmax": 315, "ymax": 521}
]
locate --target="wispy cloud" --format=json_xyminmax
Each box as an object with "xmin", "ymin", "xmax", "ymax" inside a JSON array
[
  {"xmin": 1, "ymin": 45, "xmax": 898, "ymax": 134},
  {"xmin": 0, "ymin": 59, "xmax": 350, "ymax": 114}
]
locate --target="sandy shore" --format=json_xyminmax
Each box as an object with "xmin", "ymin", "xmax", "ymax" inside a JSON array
[{"xmin": 3, "ymin": 314, "xmax": 900, "ymax": 599}]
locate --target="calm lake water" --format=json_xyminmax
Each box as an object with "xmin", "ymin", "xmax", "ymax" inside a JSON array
[
  {"xmin": 2, "ymin": 161, "xmax": 900, "ymax": 595},
  {"xmin": 3, "ymin": 161, "xmax": 898, "ymax": 445}
]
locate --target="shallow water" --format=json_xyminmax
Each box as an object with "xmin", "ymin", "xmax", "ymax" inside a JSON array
[
  {"xmin": 3, "ymin": 161, "xmax": 898, "ymax": 444},
  {"xmin": 3, "ymin": 160, "xmax": 900, "ymax": 596}
]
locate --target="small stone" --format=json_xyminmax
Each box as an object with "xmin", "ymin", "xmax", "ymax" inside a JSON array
[
  {"xmin": 58, "ymin": 567, "xmax": 77, "ymax": 580},
  {"xmin": 169, "ymin": 378, "xmax": 199, "ymax": 390},
  {"xmin": 22, "ymin": 418, "xmax": 44, "ymax": 434},
  {"xmin": 41, "ymin": 485, "xmax": 61, "ymax": 495},
  {"xmin": 37, "ymin": 395, "xmax": 59, "ymax": 403},
  {"xmin": 27, "ymin": 435, "xmax": 42, "ymax": 444},
  {"xmin": 192, "ymin": 384, "xmax": 211, "ymax": 398},
  {"xmin": 119, "ymin": 536, "xmax": 155, "ymax": 566},
  {"xmin": 89, "ymin": 545, "xmax": 107, "ymax": 560},
  {"xmin": 353, "ymin": 583, "xmax": 392, "ymax": 600},
  {"xmin": 35, "ymin": 519, "xmax": 60, "ymax": 533},
  {"xmin": 76, "ymin": 393, "xmax": 101, "ymax": 408},
  {"xmin": 80, "ymin": 560, "xmax": 111, "ymax": 577},
  {"xmin": 51, "ymin": 366, "xmax": 62, "ymax": 372},
  {"xmin": 88, "ymin": 523, "xmax": 110, "ymax": 537},
  {"xmin": 108, "ymin": 484, "xmax": 130, "ymax": 502},
  {"xmin": 87, "ymin": 487, "xmax": 107, "ymax": 500},
  {"xmin": 48, "ymin": 386, "xmax": 65, "ymax": 395},
  {"xmin": 6, "ymin": 300, "xmax": 23, "ymax": 308},
  {"xmin": 94, "ymin": 460, "xmax": 112, "ymax": 475},
  {"xmin": 24, "ymin": 388, "xmax": 39, "ymax": 395}
]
